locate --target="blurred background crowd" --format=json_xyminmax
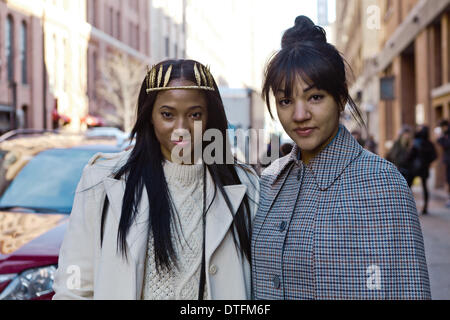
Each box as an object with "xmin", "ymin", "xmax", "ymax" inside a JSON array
[{"xmin": 0, "ymin": 0, "xmax": 449, "ymax": 299}]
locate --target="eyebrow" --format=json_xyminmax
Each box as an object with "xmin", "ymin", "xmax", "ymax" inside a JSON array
[
  {"xmin": 277, "ymin": 85, "xmax": 316, "ymax": 94},
  {"xmin": 159, "ymin": 105, "xmax": 203, "ymax": 110}
]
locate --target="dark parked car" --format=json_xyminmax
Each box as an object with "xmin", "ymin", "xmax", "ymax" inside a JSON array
[{"xmin": 0, "ymin": 130, "xmax": 123, "ymax": 300}]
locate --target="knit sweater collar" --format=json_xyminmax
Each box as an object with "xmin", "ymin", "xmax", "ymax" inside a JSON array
[{"xmin": 163, "ymin": 160, "xmax": 204, "ymax": 185}]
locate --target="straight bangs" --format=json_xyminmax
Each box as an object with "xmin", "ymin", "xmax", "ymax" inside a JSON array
[{"xmin": 263, "ymin": 45, "xmax": 346, "ymax": 118}]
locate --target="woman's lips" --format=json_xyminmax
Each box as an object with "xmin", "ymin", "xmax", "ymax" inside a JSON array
[
  {"xmin": 294, "ymin": 127, "xmax": 315, "ymax": 137},
  {"xmin": 172, "ymin": 140, "xmax": 191, "ymax": 147}
]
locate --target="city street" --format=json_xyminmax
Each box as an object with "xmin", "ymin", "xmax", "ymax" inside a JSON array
[{"xmin": 412, "ymin": 184, "xmax": 450, "ymax": 300}]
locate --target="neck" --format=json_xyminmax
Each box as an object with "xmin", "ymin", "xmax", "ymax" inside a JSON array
[
  {"xmin": 162, "ymin": 147, "xmax": 202, "ymax": 165},
  {"xmin": 301, "ymin": 125, "xmax": 340, "ymax": 164}
]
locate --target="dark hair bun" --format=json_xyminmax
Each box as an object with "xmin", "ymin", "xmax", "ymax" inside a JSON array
[{"xmin": 281, "ymin": 15, "xmax": 327, "ymax": 49}]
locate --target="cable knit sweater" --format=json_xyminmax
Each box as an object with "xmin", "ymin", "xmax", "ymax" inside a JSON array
[{"xmin": 141, "ymin": 160, "xmax": 208, "ymax": 300}]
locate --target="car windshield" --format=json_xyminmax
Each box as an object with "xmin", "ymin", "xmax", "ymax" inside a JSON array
[{"xmin": 0, "ymin": 148, "xmax": 103, "ymax": 214}]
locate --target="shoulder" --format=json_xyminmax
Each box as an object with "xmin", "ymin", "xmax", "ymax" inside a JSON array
[
  {"xmin": 233, "ymin": 163, "xmax": 260, "ymax": 220},
  {"xmin": 345, "ymin": 149, "xmax": 416, "ymax": 207},
  {"xmin": 335, "ymin": 151, "xmax": 421, "ymax": 233},
  {"xmin": 259, "ymin": 155, "xmax": 292, "ymax": 187},
  {"xmin": 80, "ymin": 149, "xmax": 132, "ymax": 186},
  {"xmin": 351, "ymin": 149, "xmax": 401, "ymax": 178},
  {"xmin": 87, "ymin": 148, "xmax": 131, "ymax": 168},
  {"xmin": 234, "ymin": 163, "xmax": 260, "ymax": 195}
]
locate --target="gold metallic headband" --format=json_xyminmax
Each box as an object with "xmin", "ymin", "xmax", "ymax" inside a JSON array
[{"xmin": 145, "ymin": 63, "xmax": 215, "ymax": 93}]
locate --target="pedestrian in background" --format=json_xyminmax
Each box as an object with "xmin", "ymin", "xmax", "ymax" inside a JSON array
[
  {"xmin": 280, "ymin": 142, "xmax": 294, "ymax": 157},
  {"xmin": 436, "ymin": 120, "xmax": 450, "ymax": 207},
  {"xmin": 351, "ymin": 129, "xmax": 365, "ymax": 147},
  {"xmin": 364, "ymin": 134, "xmax": 378, "ymax": 154},
  {"xmin": 386, "ymin": 125, "xmax": 414, "ymax": 186},
  {"xmin": 53, "ymin": 59, "xmax": 259, "ymax": 300},
  {"xmin": 409, "ymin": 125, "xmax": 437, "ymax": 215},
  {"xmin": 252, "ymin": 15, "xmax": 430, "ymax": 299}
]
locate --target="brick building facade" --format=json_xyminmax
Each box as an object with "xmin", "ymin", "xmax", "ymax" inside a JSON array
[{"xmin": 335, "ymin": 0, "xmax": 450, "ymax": 188}]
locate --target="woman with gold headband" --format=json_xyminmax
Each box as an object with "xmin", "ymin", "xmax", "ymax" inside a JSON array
[{"xmin": 52, "ymin": 59, "xmax": 259, "ymax": 300}]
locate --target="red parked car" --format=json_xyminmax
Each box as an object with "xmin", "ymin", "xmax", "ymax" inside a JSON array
[{"xmin": 0, "ymin": 130, "xmax": 124, "ymax": 300}]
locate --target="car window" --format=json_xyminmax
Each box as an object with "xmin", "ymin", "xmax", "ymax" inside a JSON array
[{"xmin": 0, "ymin": 148, "xmax": 101, "ymax": 213}]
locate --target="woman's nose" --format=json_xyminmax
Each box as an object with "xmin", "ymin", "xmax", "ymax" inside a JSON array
[
  {"xmin": 292, "ymin": 100, "xmax": 311, "ymax": 122},
  {"xmin": 172, "ymin": 126, "xmax": 191, "ymax": 141},
  {"xmin": 174, "ymin": 117, "xmax": 189, "ymax": 131}
]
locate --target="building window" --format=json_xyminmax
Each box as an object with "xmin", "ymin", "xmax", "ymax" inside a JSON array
[
  {"xmin": 105, "ymin": 5, "xmax": 112, "ymax": 34},
  {"xmin": 386, "ymin": 0, "xmax": 392, "ymax": 9},
  {"xmin": 21, "ymin": 105, "xmax": 28, "ymax": 129},
  {"xmin": 136, "ymin": 25, "xmax": 139, "ymax": 50},
  {"xmin": 165, "ymin": 36, "xmax": 170, "ymax": 57},
  {"xmin": 53, "ymin": 35, "xmax": 57, "ymax": 89},
  {"xmin": 132, "ymin": 0, "xmax": 138, "ymax": 12},
  {"xmin": 93, "ymin": 52, "xmax": 97, "ymax": 100},
  {"xmin": 93, "ymin": 0, "xmax": 98, "ymax": 27},
  {"xmin": 116, "ymin": 11, "xmax": 121, "ymax": 39},
  {"xmin": 384, "ymin": 0, "xmax": 393, "ymax": 21},
  {"xmin": 127, "ymin": 21, "xmax": 131, "ymax": 47},
  {"xmin": 6, "ymin": 15, "xmax": 14, "ymax": 82},
  {"xmin": 20, "ymin": 21, "xmax": 27, "ymax": 84},
  {"xmin": 109, "ymin": 7, "xmax": 113, "ymax": 35},
  {"xmin": 63, "ymin": 39, "xmax": 69, "ymax": 92},
  {"xmin": 146, "ymin": 30, "xmax": 150, "ymax": 56}
]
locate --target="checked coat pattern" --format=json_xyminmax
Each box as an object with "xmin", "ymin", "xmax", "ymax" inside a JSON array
[{"xmin": 251, "ymin": 125, "xmax": 431, "ymax": 299}]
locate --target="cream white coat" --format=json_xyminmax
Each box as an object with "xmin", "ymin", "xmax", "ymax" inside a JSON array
[{"xmin": 52, "ymin": 150, "xmax": 259, "ymax": 300}]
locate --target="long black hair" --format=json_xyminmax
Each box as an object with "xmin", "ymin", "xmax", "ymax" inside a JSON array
[
  {"xmin": 262, "ymin": 15, "xmax": 365, "ymax": 127},
  {"xmin": 112, "ymin": 59, "xmax": 253, "ymax": 271}
]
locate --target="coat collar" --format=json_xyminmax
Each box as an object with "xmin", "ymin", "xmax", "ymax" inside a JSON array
[
  {"xmin": 271, "ymin": 125, "xmax": 363, "ymax": 191},
  {"xmin": 101, "ymin": 168, "xmax": 247, "ymax": 299},
  {"xmin": 101, "ymin": 166, "xmax": 247, "ymax": 295},
  {"xmin": 301, "ymin": 125, "xmax": 363, "ymax": 190},
  {"xmin": 255, "ymin": 125, "xmax": 362, "ymax": 243}
]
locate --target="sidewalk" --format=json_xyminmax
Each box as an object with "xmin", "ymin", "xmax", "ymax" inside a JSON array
[{"xmin": 412, "ymin": 184, "xmax": 450, "ymax": 300}]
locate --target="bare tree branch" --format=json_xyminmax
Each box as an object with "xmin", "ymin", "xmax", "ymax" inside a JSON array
[{"xmin": 95, "ymin": 53, "xmax": 145, "ymax": 132}]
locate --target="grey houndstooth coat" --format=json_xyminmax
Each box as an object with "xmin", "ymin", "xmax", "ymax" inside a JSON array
[{"xmin": 252, "ymin": 125, "xmax": 431, "ymax": 299}]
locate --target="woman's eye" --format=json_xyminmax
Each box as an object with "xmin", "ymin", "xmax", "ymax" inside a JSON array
[
  {"xmin": 278, "ymin": 98, "xmax": 292, "ymax": 106},
  {"xmin": 309, "ymin": 94, "xmax": 324, "ymax": 102},
  {"xmin": 191, "ymin": 112, "xmax": 202, "ymax": 119},
  {"xmin": 161, "ymin": 112, "xmax": 173, "ymax": 119}
]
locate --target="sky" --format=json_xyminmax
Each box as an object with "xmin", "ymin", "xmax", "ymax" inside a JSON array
[
  {"xmin": 254, "ymin": 0, "xmax": 336, "ymax": 54},
  {"xmin": 253, "ymin": 0, "xmax": 318, "ymax": 66},
  {"xmin": 245, "ymin": 0, "xmax": 336, "ymax": 89},
  {"xmin": 244, "ymin": 0, "xmax": 336, "ymax": 140}
]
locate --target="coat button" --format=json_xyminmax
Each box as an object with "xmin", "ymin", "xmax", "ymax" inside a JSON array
[
  {"xmin": 273, "ymin": 275, "xmax": 281, "ymax": 289},
  {"xmin": 279, "ymin": 221, "xmax": 287, "ymax": 232},
  {"xmin": 209, "ymin": 264, "xmax": 218, "ymax": 275}
]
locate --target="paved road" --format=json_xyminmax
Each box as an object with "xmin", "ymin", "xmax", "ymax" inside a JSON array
[{"xmin": 412, "ymin": 185, "xmax": 450, "ymax": 300}]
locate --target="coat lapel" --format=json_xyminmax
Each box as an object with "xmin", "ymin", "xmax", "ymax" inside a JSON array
[
  {"xmin": 102, "ymin": 177, "xmax": 149, "ymax": 258},
  {"xmin": 252, "ymin": 155, "xmax": 294, "ymax": 240},
  {"xmin": 307, "ymin": 125, "xmax": 363, "ymax": 190},
  {"xmin": 102, "ymin": 177, "xmax": 150, "ymax": 299},
  {"xmin": 204, "ymin": 183, "xmax": 247, "ymax": 265},
  {"xmin": 101, "ymin": 171, "xmax": 249, "ymax": 299}
]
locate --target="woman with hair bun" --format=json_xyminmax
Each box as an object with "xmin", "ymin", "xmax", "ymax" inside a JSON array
[{"xmin": 251, "ymin": 16, "xmax": 430, "ymax": 299}]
